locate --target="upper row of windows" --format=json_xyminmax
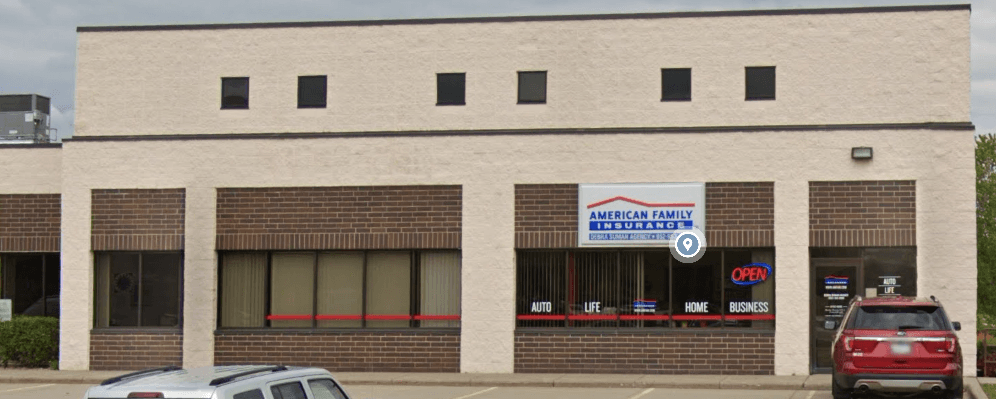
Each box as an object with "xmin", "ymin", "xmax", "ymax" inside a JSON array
[{"xmin": 219, "ymin": 66, "xmax": 777, "ymax": 110}]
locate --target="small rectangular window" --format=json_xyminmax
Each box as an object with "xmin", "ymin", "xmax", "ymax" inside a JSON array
[
  {"xmin": 436, "ymin": 73, "xmax": 465, "ymax": 106},
  {"xmin": 94, "ymin": 252, "xmax": 182, "ymax": 328},
  {"xmin": 661, "ymin": 68, "xmax": 691, "ymax": 101},
  {"xmin": 745, "ymin": 66, "xmax": 776, "ymax": 100},
  {"xmin": 234, "ymin": 389, "xmax": 265, "ymax": 399},
  {"xmin": 517, "ymin": 71, "xmax": 547, "ymax": 104},
  {"xmin": 221, "ymin": 77, "xmax": 249, "ymax": 109},
  {"xmin": 298, "ymin": 75, "xmax": 327, "ymax": 108}
]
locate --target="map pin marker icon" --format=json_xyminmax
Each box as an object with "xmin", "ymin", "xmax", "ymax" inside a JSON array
[{"xmin": 682, "ymin": 237, "xmax": 693, "ymax": 251}]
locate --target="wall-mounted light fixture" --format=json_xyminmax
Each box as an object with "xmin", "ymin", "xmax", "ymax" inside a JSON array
[{"xmin": 851, "ymin": 147, "xmax": 873, "ymax": 160}]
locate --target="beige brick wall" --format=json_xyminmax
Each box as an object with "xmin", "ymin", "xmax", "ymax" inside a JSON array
[
  {"xmin": 0, "ymin": 146, "xmax": 61, "ymax": 193},
  {"xmin": 56, "ymin": 127, "xmax": 977, "ymax": 375},
  {"xmin": 75, "ymin": 8, "xmax": 970, "ymax": 137}
]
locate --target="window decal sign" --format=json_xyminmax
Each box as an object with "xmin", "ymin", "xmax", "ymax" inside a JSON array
[
  {"xmin": 823, "ymin": 275, "xmax": 849, "ymax": 300},
  {"xmin": 730, "ymin": 263, "xmax": 772, "ymax": 286},
  {"xmin": 879, "ymin": 275, "xmax": 901, "ymax": 296},
  {"xmin": 633, "ymin": 299, "xmax": 656, "ymax": 313},
  {"xmin": 578, "ymin": 183, "xmax": 705, "ymax": 247}
]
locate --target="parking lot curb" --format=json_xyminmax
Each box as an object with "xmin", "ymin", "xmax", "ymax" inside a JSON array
[{"xmin": 966, "ymin": 377, "xmax": 987, "ymax": 399}]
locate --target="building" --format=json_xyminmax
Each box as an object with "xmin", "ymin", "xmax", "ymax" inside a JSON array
[{"xmin": 0, "ymin": 4, "xmax": 975, "ymax": 375}]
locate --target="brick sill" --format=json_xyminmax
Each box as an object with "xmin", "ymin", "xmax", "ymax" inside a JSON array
[
  {"xmin": 91, "ymin": 328, "xmax": 182, "ymax": 334},
  {"xmin": 515, "ymin": 328, "xmax": 774, "ymax": 335},
  {"xmin": 215, "ymin": 328, "xmax": 460, "ymax": 335}
]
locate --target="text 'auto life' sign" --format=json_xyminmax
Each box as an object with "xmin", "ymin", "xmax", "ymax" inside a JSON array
[{"xmin": 578, "ymin": 183, "xmax": 705, "ymax": 247}]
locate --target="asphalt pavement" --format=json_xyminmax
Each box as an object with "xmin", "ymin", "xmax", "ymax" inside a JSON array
[{"xmin": 0, "ymin": 383, "xmax": 835, "ymax": 399}]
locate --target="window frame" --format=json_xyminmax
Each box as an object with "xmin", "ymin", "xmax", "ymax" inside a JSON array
[
  {"xmin": 297, "ymin": 75, "xmax": 328, "ymax": 109},
  {"xmin": 661, "ymin": 68, "xmax": 692, "ymax": 102},
  {"xmin": 221, "ymin": 77, "xmax": 250, "ymax": 109},
  {"xmin": 745, "ymin": 66, "xmax": 776, "ymax": 101},
  {"xmin": 217, "ymin": 249, "xmax": 461, "ymax": 330},
  {"xmin": 436, "ymin": 73, "xmax": 466, "ymax": 106},
  {"xmin": 92, "ymin": 251, "xmax": 184, "ymax": 330},
  {"xmin": 517, "ymin": 71, "xmax": 547, "ymax": 104},
  {"xmin": 515, "ymin": 248, "xmax": 775, "ymax": 330}
]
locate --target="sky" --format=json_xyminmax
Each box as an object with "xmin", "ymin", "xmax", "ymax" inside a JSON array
[{"xmin": 0, "ymin": 0, "xmax": 992, "ymax": 141}]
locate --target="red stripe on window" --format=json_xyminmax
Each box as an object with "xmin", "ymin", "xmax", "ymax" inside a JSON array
[
  {"xmin": 315, "ymin": 315, "xmax": 363, "ymax": 321},
  {"xmin": 567, "ymin": 315, "xmax": 617, "ymax": 321},
  {"xmin": 724, "ymin": 315, "xmax": 776, "ymax": 321},
  {"xmin": 364, "ymin": 315, "xmax": 412, "ymax": 320},
  {"xmin": 671, "ymin": 315, "xmax": 722, "ymax": 321},
  {"xmin": 620, "ymin": 315, "xmax": 671, "ymax": 321},
  {"xmin": 266, "ymin": 315, "xmax": 313, "ymax": 321},
  {"xmin": 414, "ymin": 315, "xmax": 461, "ymax": 321},
  {"xmin": 517, "ymin": 314, "xmax": 566, "ymax": 321}
]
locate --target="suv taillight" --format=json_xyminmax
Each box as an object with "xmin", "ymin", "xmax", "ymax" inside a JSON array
[
  {"xmin": 842, "ymin": 334, "xmax": 855, "ymax": 352},
  {"xmin": 127, "ymin": 393, "xmax": 164, "ymax": 398},
  {"xmin": 945, "ymin": 336, "xmax": 957, "ymax": 353}
]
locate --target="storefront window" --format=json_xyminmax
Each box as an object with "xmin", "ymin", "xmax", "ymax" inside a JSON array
[
  {"xmin": 1, "ymin": 253, "xmax": 60, "ymax": 317},
  {"xmin": 516, "ymin": 249, "xmax": 775, "ymax": 329},
  {"xmin": 862, "ymin": 248, "xmax": 916, "ymax": 297},
  {"xmin": 94, "ymin": 252, "xmax": 182, "ymax": 328},
  {"xmin": 516, "ymin": 252, "xmax": 567, "ymax": 328},
  {"xmin": 672, "ymin": 252, "xmax": 722, "ymax": 328},
  {"xmin": 723, "ymin": 250, "xmax": 775, "ymax": 329},
  {"xmin": 219, "ymin": 250, "xmax": 461, "ymax": 329}
]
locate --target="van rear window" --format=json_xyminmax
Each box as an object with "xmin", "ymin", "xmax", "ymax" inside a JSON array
[{"xmin": 850, "ymin": 305, "xmax": 949, "ymax": 330}]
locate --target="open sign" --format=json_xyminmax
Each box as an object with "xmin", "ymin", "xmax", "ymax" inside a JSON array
[{"xmin": 731, "ymin": 263, "xmax": 772, "ymax": 286}]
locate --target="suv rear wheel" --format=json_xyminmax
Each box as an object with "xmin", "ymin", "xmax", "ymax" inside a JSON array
[{"xmin": 831, "ymin": 373, "xmax": 851, "ymax": 399}]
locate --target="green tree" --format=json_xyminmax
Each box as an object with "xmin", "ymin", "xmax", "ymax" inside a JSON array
[{"xmin": 978, "ymin": 134, "xmax": 996, "ymax": 328}]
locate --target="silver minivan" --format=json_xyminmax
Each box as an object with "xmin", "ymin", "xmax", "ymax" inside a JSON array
[{"xmin": 83, "ymin": 365, "xmax": 350, "ymax": 399}]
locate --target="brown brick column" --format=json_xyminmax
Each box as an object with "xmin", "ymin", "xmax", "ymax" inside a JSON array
[
  {"xmin": 89, "ymin": 189, "xmax": 186, "ymax": 371},
  {"xmin": 515, "ymin": 331, "xmax": 774, "ymax": 375},
  {"xmin": 514, "ymin": 183, "xmax": 774, "ymax": 248},
  {"xmin": 214, "ymin": 185, "xmax": 463, "ymax": 372},
  {"xmin": 215, "ymin": 331, "xmax": 460, "ymax": 372},
  {"xmin": 0, "ymin": 194, "xmax": 60, "ymax": 252},
  {"xmin": 216, "ymin": 185, "xmax": 461, "ymax": 250},
  {"xmin": 91, "ymin": 189, "xmax": 185, "ymax": 251},
  {"xmin": 90, "ymin": 331, "xmax": 183, "ymax": 370},
  {"xmin": 809, "ymin": 181, "xmax": 915, "ymax": 246}
]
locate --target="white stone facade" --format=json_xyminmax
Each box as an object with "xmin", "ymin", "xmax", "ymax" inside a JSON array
[{"xmin": 0, "ymin": 5, "xmax": 978, "ymax": 375}]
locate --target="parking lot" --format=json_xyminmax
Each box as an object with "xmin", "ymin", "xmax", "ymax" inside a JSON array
[{"xmin": 0, "ymin": 383, "xmax": 831, "ymax": 399}]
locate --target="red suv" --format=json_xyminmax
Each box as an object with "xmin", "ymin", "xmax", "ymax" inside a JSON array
[{"xmin": 828, "ymin": 296, "xmax": 963, "ymax": 399}]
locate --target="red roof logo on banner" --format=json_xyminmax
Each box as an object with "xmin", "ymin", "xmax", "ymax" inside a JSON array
[{"xmin": 586, "ymin": 196, "xmax": 695, "ymax": 209}]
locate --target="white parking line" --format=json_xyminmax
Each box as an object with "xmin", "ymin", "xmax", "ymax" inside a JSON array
[
  {"xmin": 626, "ymin": 388, "xmax": 655, "ymax": 399},
  {"xmin": 450, "ymin": 386, "xmax": 498, "ymax": 399},
  {"xmin": 0, "ymin": 384, "xmax": 55, "ymax": 393},
  {"xmin": 806, "ymin": 391, "xmax": 816, "ymax": 399}
]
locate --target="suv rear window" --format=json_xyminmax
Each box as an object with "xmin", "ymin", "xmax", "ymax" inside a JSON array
[
  {"xmin": 234, "ymin": 389, "xmax": 265, "ymax": 399},
  {"xmin": 850, "ymin": 305, "xmax": 949, "ymax": 330}
]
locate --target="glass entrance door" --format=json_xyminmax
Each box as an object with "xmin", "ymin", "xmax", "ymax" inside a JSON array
[{"xmin": 810, "ymin": 259, "xmax": 861, "ymax": 373}]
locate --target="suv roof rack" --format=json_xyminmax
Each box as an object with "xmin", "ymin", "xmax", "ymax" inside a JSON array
[
  {"xmin": 209, "ymin": 366, "xmax": 289, "ymax": 386},
  {"xmin": 100, "ymin": 366, "xmax": 182, "ymax": 386}
]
